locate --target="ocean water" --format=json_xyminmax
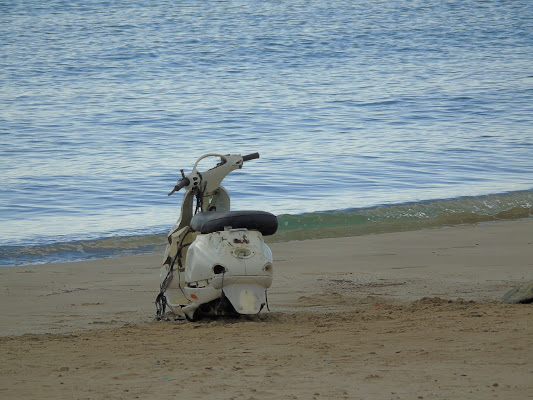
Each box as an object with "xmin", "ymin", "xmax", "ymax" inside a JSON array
[{"xmin": 1, "ymin": 0, "xmax": 532, "ymax": 267}]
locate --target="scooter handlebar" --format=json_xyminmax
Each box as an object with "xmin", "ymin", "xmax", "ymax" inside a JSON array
[
  {"xmin": 168, "ymin": 177, "xmax": 190, "ymax": 196},
  {"xmin": 242, "ymin": 152, "xmax": 260, "ymax": 162},
  {"xmin": 168, "ymin": 152, "xmax": 258, "ymax": 195}
]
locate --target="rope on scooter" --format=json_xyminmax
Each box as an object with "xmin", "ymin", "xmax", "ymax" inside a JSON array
[
  {"xmin": 265, "ymin": 290, "xmax": 271, "ymax": 312},
  {"xmin": 194, "ymin": 175, "xmax": 206, "ymax": 215},
  {"xmin": 155, "ymin": 228, "xmax": 193, "ymax": 319}
]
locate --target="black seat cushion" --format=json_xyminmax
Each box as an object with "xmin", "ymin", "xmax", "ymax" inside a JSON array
[{"xmin": 190, "ymin": 210, "xmax": 278, "ymax": 236}]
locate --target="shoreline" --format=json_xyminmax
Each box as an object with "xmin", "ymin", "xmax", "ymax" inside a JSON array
[
  {"xmin": 1, "ymin": 219, "xmax": 532, "ymax": 399},
  {"xmin": 2, "ymin": 189, "xmax": 531, "ymax": 268}
]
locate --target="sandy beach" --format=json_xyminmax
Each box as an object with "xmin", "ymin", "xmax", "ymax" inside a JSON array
[{"xmin": 1, "ymin": 219, "xmax": 532, "ymax": 399}]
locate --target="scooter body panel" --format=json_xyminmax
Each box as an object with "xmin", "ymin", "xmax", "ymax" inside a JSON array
[
  {"xmin": 185, "ymin": 230, "xmax": 272, "ymax": 283},
  {"xmin": 183, "ymin": 229, "xmax": 273, "ymax": 315}
]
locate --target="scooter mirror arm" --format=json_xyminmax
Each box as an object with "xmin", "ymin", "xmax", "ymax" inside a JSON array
[{"xmin": 192, "ymin": 153, "xmax": 228, "ymax": 170}]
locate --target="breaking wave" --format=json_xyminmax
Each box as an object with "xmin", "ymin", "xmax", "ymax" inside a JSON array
[{"xmin": 273, "ymin": 190, "xmax": 533, "ymax": 242}]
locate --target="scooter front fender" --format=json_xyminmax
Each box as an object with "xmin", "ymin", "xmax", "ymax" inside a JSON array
[{"xmin": 223, "ymin": 284, "xmax": 267, "ymax": 314}]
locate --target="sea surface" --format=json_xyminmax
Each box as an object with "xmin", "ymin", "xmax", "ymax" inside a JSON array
[{"xmin": 1, "ymin": 0, "xmax": 532, "ymax": 267}]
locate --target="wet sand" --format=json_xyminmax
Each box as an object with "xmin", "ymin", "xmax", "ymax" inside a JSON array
[{"xmin": 1, "ymin": 219, "xmax": 532, "ymax": 399}]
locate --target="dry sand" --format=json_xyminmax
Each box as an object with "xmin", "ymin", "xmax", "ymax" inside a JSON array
[{"xmin": 1, "ymin": 219, "xmax": 532, "ymax": 399}]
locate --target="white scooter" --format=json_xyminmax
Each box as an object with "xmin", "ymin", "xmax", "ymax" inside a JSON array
[{"xmin": 156, "ymin": 153, "xmax": 278, "ymax": 321}]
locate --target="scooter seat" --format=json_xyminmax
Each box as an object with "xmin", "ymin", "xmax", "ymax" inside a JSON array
[{"xmin": 190, "ymin": 210, "xmax": 278, "ymax": 236}]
